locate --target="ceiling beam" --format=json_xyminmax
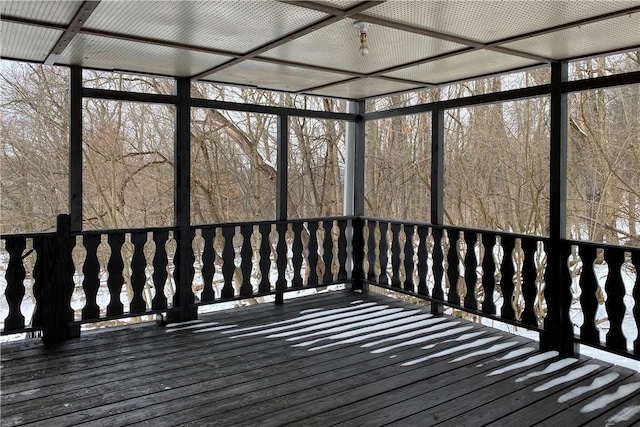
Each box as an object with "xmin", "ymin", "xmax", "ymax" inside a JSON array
[
  {"xmin": 45, "ymin": 1, "xmax": 101, "ymax": 65},
  {"xmin": 191, "ymin": 1, "xmax": 385, "ymax": 79},
  {"xmin": 486, "ymin": 6, "xmax": 640, "ymax": 47}
]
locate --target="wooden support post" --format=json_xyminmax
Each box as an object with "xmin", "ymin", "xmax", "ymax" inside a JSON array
[
  {"xmin": 541, "ymin": 61, "xmax": 577, "ymax": 357},
  {"xmin": 167, "ymin": 78, "xmax": 197, "ymax": 323},
  {"xmin": 430, "ymin": 109, "xmax": 445, "ymax": 315},
  {"xmin": 38, "ymin": 214, "xmax": 80, "ymax": 344},
  {"xmin": 275, "ymin": 115, "xmax": 288, "ymax": 305},
  {"xmin": 69, "ymin": 66, "xmax": 83, "ymax": 233},
  {"xmin": 351, "ymin": 217, "xmax": 365, "ymax": 292},
  {"xmin": 352, "ymin": 100, "xmax": 367, "ymax": 292}
]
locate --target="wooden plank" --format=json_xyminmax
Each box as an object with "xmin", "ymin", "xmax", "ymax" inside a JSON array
[
  {"xmin": 10, "ymin": 302, "xmax": 482, "ymax": 425},
  {"xmin": 102, "ymin": 328, "xmax": 511, "ymax": 427},
  {"xmin": 533, "ymin": 372, "xmax": 640, "ymax": 426},
  {"xmin": 2, "ymin": 290, "xmax": 638, "ymax": 427},
  {"xmin": 379, "ymin": 357, "xmax": 597, "ymax": 427},
  {"xmin": 482, "ymin": 365, "xmax": 635, "ymax": 427},
  {"xmin": 2, "ymin": 292, "xmax": 396, "ymax": 406},
  {"xmin": 206, "ymin": 334, "xmax": 529, "ymax": 427},
  {"xmin": 581, "ymin": 393, "xmax": 640, "ymax": 426},
  {"xmin": 266, "ymin": 339, "xmax": 538, "ymax": 427},
  {"xmin": 1, "ymin": 290, "xmax": 357, "ymax": 364}
]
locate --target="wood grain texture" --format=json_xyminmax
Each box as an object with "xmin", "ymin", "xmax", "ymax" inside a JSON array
[{"xmin": 1, "ymin": 290, "xmax": 638, "ymax": 427}]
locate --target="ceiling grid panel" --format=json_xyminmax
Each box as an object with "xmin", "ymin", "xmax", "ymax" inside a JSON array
[
  {"xmin": 1, "ymin": 22, "xmax": 63, "ymax": 61},
  {"xmin": 56, "ymin": 33, "xmax": 233, "ymax": 78},
  {"xmin": 83, "ymin": 1, "xmax": 329, "ymax": 55},
  {"xmin": 0, "ymin": 1, "xmax": 83, "ymax": 25}
]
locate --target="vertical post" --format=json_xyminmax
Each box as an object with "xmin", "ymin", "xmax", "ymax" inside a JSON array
[
  {"xmin": 542, "ymin": 61, "xmax": 576, "ymax": 356},
  {"xmin": 351, "ymin": 100, "xmax": 366, "ymax": 292},
  {"xmin": 275, "ymin": 114, "xmax": 288, "ymax": 304},
  {"xmin": 430, "ymin": 109, "xmax": 445, "ymax": 315},
  {"xmin": 41, "ymin": 214, "xmax": 80, "ymax": 344},
  {"xmin": 169, "ymin": 78, "xmax": 197, "ymax": 322},
  {"xmin": 277, "ymin": 114, "xmax": 289, "ymax": 221},
  {"xmin": 69, "ymin": 66, "xmax": 83, "ymax": 232}
]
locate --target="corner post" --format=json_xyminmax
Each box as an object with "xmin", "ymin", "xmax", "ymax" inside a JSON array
[
  {"xmin": 430, "ymin": 109, "xmax": 445, "ymax": 315},
  {"xmin": 69, "ymin": 66, "xmax": 83, "ymax": 233},
  {"xmin": 350, "ymin": 100, "xmax": 366, "ymax": 292},
  {"xmin": 168, "ymin": 78, "xmax": 197, "ymax": 323},
  {"xmin": 275, "ymin": 114, "xmax": 289, "ymax": 305},
  {"xmin": 41, "ymin": 214, "xmax": 80, "ymax": 344},
  {"xmin": 541, "ymin": 61, "xmax": 576, "ymax": 356}
]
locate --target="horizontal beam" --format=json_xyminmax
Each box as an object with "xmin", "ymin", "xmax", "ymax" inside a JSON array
[
  {"xmin": 82, "ymin": 88, "xmax": 179, "ymax": 104},
  {"xmin": 191, "ymin": 98, "xmax": 358, "ymax": 121},
  {"xmin": 363, "ymin": 84, "xmax": 551, "ymax": 120}
]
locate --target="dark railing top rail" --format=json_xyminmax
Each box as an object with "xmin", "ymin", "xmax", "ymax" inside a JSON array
[
  {"xmin": 191, "ymin": 215, "xmax": 357, "ymax": 230},
  {"xmin": 0, "ymin": 231, "xmax": 56, "ymax": 239},
  {"xmin": 360, "ymin": 215, "xmax": 551, "ymax": 242},
  {"xmin": 75, "ymin": 225, "xmax": 179, "ymax": 236}
]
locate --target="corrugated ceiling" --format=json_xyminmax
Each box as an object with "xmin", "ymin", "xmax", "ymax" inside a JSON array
[{"xmin": 1, "ymin": 0, "xmax": 639, "ymax": 100}]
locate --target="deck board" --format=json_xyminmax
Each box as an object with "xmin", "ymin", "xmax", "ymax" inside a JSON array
[{"xmin": 1, "ymin": 289, "xmax": 638, "ymax": 427}]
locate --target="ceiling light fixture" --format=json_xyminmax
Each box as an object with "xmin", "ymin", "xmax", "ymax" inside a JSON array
[{"xmin": 354, "ymin": 22, "xmax": 371, "ymax": 56}]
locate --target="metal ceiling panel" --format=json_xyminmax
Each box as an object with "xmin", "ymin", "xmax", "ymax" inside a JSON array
[
  {"xmin": 313, "ymin": 1, "xmax": 364, "ymax": 9},
  {"xmin": 382, "ymin": 50, "xmax": 541, "ymax": 85},
  {"xmin": 84, "ymin": 1, "xmax": 328, "ymax": 55},
  {"xmin": 1, "ymin": 22, "xmax": 62, "ymax": 61},
  {"xmin": 201, "ymin": 60, "xmax": 353, "ymax": 93},
  {"xmin": 262, "ymin": 18, "xmax": 466, "ymax": 74},
  {"xmin": 0, "ymin": 1, "xmax": 82, "ymax": 24},
  {"xmin": 362, "ymin": 1, "xmax": 640, "ymax": 44},
  {"xmin": 57, "ymin": 34, "xmax": 232, "ymax": 78},
  {"xmin": 310, "ymin": 77, "xmax": 421, "ymax": 99},
  {"xmin": 502, "ymin": 14, "xmax": 640, "ymax": 61}
]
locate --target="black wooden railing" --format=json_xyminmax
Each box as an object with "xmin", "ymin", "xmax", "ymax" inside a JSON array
[
  {"xmin": 1, "ymin": 215, "xmax": 638, "ymax": 359},
  {"xmin": 352, "ymin": 217, "xmax": 639, "ymax": 360},
  {"xmin": 0, "ymin": 215, "xmax": 352, "ymax": 343}
]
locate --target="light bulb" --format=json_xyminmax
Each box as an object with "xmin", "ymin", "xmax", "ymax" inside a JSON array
[{"xmin": 354, "ymin": 22, "xmax": 371, "ymax": 56}]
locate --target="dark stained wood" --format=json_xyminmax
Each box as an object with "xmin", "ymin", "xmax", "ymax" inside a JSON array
[
  {"xmin": 321, "ymin": 220, "xmax": 334, "ymax": 284},
  {"xmin": 80, "ymin": 234, "xmax": 101, "ymax": 319},
  {"xmin": 416, "ymin": 226, "xmax": 429, "ymax": 297},
  {"xmin": 463, "ymin": 230, "xmax": 478, "ymax": 310},
  {"xmin": 291, "ymin": 222, "xmax": 304, "ymax": 288},
  {"xmin": 403, "ymin": 224, "xmax": 415, "ymax": 293},
  {"xmin": 351, "ymin": 218, "xmax": 365, "ymax": 291},
  {"xmin": 366, "ymin": 220, "xmax": 377, "ymax": 282},
  {"xmin": 151, "ymin": 231, "xmax": 169, "ymax": 310},
  {"xmin": 199, "ymin": 227, "xmax": 215, "ymax": 302},
  {"xmin": 390, "ymin": 222, "xmax": 401, "ymax": 288},
  {"xmin": 521, "ymin": 237, "xmax": 539, "ymax": 327},
  {"xmin": 306, "ymin": 221, "xmax": 320, "ymax": 286},
  {"xmin": 1, "ymin": 290, "xmax": 638, "ymax": 427},
  {"xmin": 446, "ymin": 231, "xmax": 460, "ymax": 305},
  {"xmin": 578, "ymin": 244, "xmax": 600, "ymax": 343},
  {"xmin": 500, "ymin": 235, "xmax": 516, "ymax": 321},
  {"xmin": 481, "ymin": 232, "xmax": 497, "ymax": 315},
  {"xmin": 482, "ymin": 365, "xmax": 635, "ymax": 426},
  {"xmin": 239, "ymin": 224, "xmax": 253, "ymax": 296},
  {"xmin": 129, "ymin": 232, "xmax": 147, "ymax": 313},
  {"xmin": 336, "ymin": 219, "xmax": 348, "ymax": 281},
  {"xmin": 431, "ymin": 228, "xmax": 445, "ymax": 314},
  {"xmin": 378, "ymin": 221, "xmax": 389, "ymax": 285},
  {"xmin": 604, "ymin": 247, "xmax": 627, "ymax": 350},
  {"xmin": 634, "ymin": 250, "xmax": 640, "ymax": 355},
  {"xmin": 275, "ymin": 223, "xmax": 288, "ymax": 292},
  {"xmin": 221, "ymin": 226, "xmax": 236, "ymax": 299},
  {"xmin": 258, "ymin": 224, "xmax": 272, "ymax": 294},
  {"xmin": 4, "ymin": 237, "xmax": 27, "ymax": 331},
  {"xmin": 106, "ymin": 233, "xmax": 125, "ymax": 316}
]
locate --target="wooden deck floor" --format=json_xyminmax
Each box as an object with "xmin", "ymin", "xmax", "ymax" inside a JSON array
[{"xmin": 2, "ymin": 290, "xmax": 640, "ymax": 427}]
